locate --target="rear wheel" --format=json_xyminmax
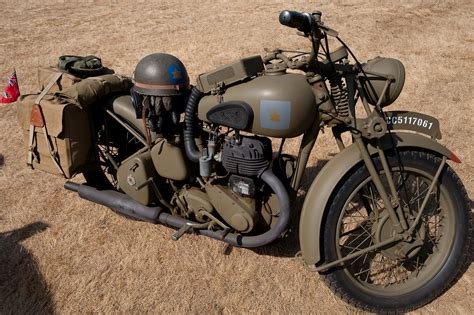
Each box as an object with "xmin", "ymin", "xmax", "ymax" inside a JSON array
[
  {"xmin": 321, "ymin": 151, "xmax": 471, "ymax": 312},
  {"xmin": 83, "ymin": 110, "xmax": 144, "ymax": 189}
]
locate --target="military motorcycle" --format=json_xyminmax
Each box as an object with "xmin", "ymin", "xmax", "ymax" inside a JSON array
[{"xmin": 64, "ymin": 10, "xmax": 471, "ymax": 312}]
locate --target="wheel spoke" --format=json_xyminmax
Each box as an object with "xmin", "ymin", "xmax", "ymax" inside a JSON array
[
  {"xmin": 341, "ymin": 233, "xmax": 373, "ymax": 257},
  {"xmin": 340, "ymin": 226, "xmax": 365, "ymax": 237}
]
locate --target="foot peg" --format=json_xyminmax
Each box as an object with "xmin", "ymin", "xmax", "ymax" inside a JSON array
[
  {"xmin": 216, "ymin": 228, "xmax": 231, "ymax": 240},
  {"xmin": 171, "ymin": 224, "xmax": 193, "ymax": 241},
  {"xmin": 171, "ymin": 222, "xmax": 208, "ymax": 241}
]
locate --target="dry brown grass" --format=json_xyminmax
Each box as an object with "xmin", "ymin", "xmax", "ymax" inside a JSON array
[{"xmin": 0, "ymin": 0, "xmax": 473, "ymax": 313}]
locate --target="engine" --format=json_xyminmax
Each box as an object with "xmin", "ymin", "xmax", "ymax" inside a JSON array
[
  {"xmin": 173, "ymin": 134, "xmax": 276, "ymax": 233},
  {"xmin": 221, "ymin": 135, "xmax": 272, "ymax": 198},
  {"xmin": 209, "ymin": 135, "xmax": 273, "ymax": 232},
  {"xmin": 222, "ymin": 136, "xmax": 272, "ymax": 177}
]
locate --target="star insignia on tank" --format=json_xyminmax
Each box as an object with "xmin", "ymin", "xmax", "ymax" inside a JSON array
[
  {"xmin": 270, "ymin": 111, "xmax": 281, "ymax": 122},
  {"xmin": 172, "ymin": 69, "xmax": 182, "ymax": 79}
]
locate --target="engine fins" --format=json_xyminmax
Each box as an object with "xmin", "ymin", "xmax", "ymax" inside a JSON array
[{"xmin": 222, "ymin": 136, "xmax": 272, "ymax": 177}]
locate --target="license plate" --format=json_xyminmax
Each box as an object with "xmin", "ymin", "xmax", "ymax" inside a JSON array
[{"xmin": 384, "ymin": 111, "xmax": 441, "ymax": 139}]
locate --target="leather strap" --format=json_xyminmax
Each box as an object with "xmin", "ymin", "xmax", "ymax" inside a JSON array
[
  {"xmin": 30, "ymin": 104, "xmax": 45, "ymax": 127},
  {"xmin": 28, "ymin": 72, "xmax": 65, "ymax": 176},
  {"xmin": 35, "ymin": 72, "xmax": 62, "ymax": 104}
]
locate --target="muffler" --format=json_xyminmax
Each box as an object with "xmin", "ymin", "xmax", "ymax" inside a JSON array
[{"xmin": 64, "ymin": 182, "xmax": 162, "ymax": 223}]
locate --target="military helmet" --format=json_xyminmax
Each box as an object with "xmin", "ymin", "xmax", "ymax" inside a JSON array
[{"xmin": 132, "ymin": 53, "xmax": 190, "ymax": 96}]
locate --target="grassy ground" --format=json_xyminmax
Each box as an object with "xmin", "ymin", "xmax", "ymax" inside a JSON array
[{"xmin": 0, "ymin": 0, "xmax": 473, "ymax": 313}]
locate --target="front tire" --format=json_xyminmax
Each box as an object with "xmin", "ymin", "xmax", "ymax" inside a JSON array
[{"xmin": 321, "ymin": 150, "xmax": 471, "ymax": 312}]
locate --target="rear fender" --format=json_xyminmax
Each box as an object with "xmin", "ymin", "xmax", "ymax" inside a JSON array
[{"xmin": 299, "ymin": 131, "xmax": 460, "ymax": 269}]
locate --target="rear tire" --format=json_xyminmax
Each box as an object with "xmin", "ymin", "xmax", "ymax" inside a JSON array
[
  {"xmin": 320, "ymin": 150, "xmax": 471, "ymax": 312},
  {"xmin": 83, "ymin": 109, "xmax": 144, "ymax": 190}
]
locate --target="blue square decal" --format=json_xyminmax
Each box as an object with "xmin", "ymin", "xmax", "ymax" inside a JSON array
[{"xmin": 260, "ymin": 100, "xmax": 291, "ymax": 130}]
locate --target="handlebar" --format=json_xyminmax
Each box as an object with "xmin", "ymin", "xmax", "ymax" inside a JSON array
[
  {"xmin": 279, "ymin": 10, "xmax": 315, "ymax": 33},
  {"xmin": 265, "ymin": 10, "xmax": 334, "ymax": 70}
]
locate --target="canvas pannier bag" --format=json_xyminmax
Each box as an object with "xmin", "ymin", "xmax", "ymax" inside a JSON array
[
  {"xmin": 16, "ymin": 93, "xmax": 93, "ymax": 178},
  {"xmin": 17, "ymin": 66, "xmax": 132, "ymax": 178}
]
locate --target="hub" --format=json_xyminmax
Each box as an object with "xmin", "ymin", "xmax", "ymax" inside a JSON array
[{"xmin": 373, "ymin": 213, "xmax": 426, "ymax": 260}]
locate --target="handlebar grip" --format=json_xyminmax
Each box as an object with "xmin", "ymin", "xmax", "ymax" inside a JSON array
[{"xmin": 279, "ymin": 10, "xmax": 312, "ymax": 31}]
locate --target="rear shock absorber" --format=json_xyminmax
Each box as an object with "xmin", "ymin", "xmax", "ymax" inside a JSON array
[{"xmin": 328, "ymin": 72, "xmax": 349, "ymax": 118}]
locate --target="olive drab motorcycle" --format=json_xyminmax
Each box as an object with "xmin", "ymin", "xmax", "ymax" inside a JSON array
[{"xmin": 59, "ymin": 10, "xmax": 470, "ymax": 312}]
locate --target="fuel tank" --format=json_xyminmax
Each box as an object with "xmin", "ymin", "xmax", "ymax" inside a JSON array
[{"xmin": 197, "ymin": 72, "xmax": 317, "ymax": 138}]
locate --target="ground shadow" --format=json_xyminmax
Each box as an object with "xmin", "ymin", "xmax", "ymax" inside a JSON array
[
  {"xmin": 0, "ymin": 222, "xmax": 55, "ymax": 314},
  {"xmin": 248, "ymin": 158, "xmax": 331, "ymax": 258},
  {"xmin": 0, "ymin": 153, "xmax": 4, "ymax": 167},
  {"xmin": 469, "ymin": 199, "xmax": 474, "ymax": 265}
]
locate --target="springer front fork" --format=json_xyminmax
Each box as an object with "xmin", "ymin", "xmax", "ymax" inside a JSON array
[
  {"xmin": 354, "ymin": 135, "xmax": 405, "ymax": 234},
  {"xmin": 355, "ymin": 133, "xmax": 447, "ymax": 234},
  {"xmin": 293, "ymin": 74, "xmax": 448, "ymax": 271},
  {"xmin": 351, "ymin": 77, "xmax": 447, "ymax": 239}
]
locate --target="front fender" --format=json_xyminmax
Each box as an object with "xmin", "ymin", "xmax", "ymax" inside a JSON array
[{"xmin": 299, "ymin": 131, "xmax": 460, "ymax": 269}]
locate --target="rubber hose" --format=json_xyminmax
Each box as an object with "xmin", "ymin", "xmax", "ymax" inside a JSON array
[{"xmin": 184, "ymin": 86, "xmax": 204, "ymax": 162}]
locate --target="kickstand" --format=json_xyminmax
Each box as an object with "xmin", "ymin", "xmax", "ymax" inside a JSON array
[{"xmin": 221, "ymin": 243, "xmax": 233, "ymax": 255}]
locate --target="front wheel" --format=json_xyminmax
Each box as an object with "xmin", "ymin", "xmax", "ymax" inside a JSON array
[{"xmin": 321, "ymin": 150, "xmax": 471, "ymax": 312}]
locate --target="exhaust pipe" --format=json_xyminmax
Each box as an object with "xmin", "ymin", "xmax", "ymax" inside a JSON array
[
  {"xmin": 64, "ymin": 169, "xmax": 290, "ymax": 247},
  {"xmin": 64, "ymin": 182, "xmax": 162, "ymax": 223}
]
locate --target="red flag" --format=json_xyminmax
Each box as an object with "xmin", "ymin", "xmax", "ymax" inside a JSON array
[{"xmin": 1, "ymin": 70, "xmax": 20, "ymax": 104}]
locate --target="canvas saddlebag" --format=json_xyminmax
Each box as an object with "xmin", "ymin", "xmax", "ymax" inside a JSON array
[
  {"xmin": 17, "ymin": 77, "xmax": 93, "ymax": 178},
  {"xmin": 17, "ymin": 67, "xmax": 132, "ymax": 178}
]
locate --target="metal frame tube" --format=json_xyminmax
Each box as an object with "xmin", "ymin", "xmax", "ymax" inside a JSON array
[
  {"xmin": 315, "ymin": 234, "xmax": 403, "ymax": 272},
  {"xmin": 376, "ymin": 142, "xmax": 408, "ymax": 230},
  {"xmin": 290, "ymin": 119, "xmax": 320, "ymax": 190},
  {"xmin": 354, "ymin": 135, "xmax": 403, "ymax": 233},
  {"xmin": 105, "ymin": 109, "xmax": 147, "ymax": 146},
  {"xmin": 407, "ymin": 156, "xmax": 446, "ymax": 234}
]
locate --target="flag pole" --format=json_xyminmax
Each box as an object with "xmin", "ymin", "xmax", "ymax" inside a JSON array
[{"xmin": 14, "ymin": 68, "xmax": 20, "ymax": 95}]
